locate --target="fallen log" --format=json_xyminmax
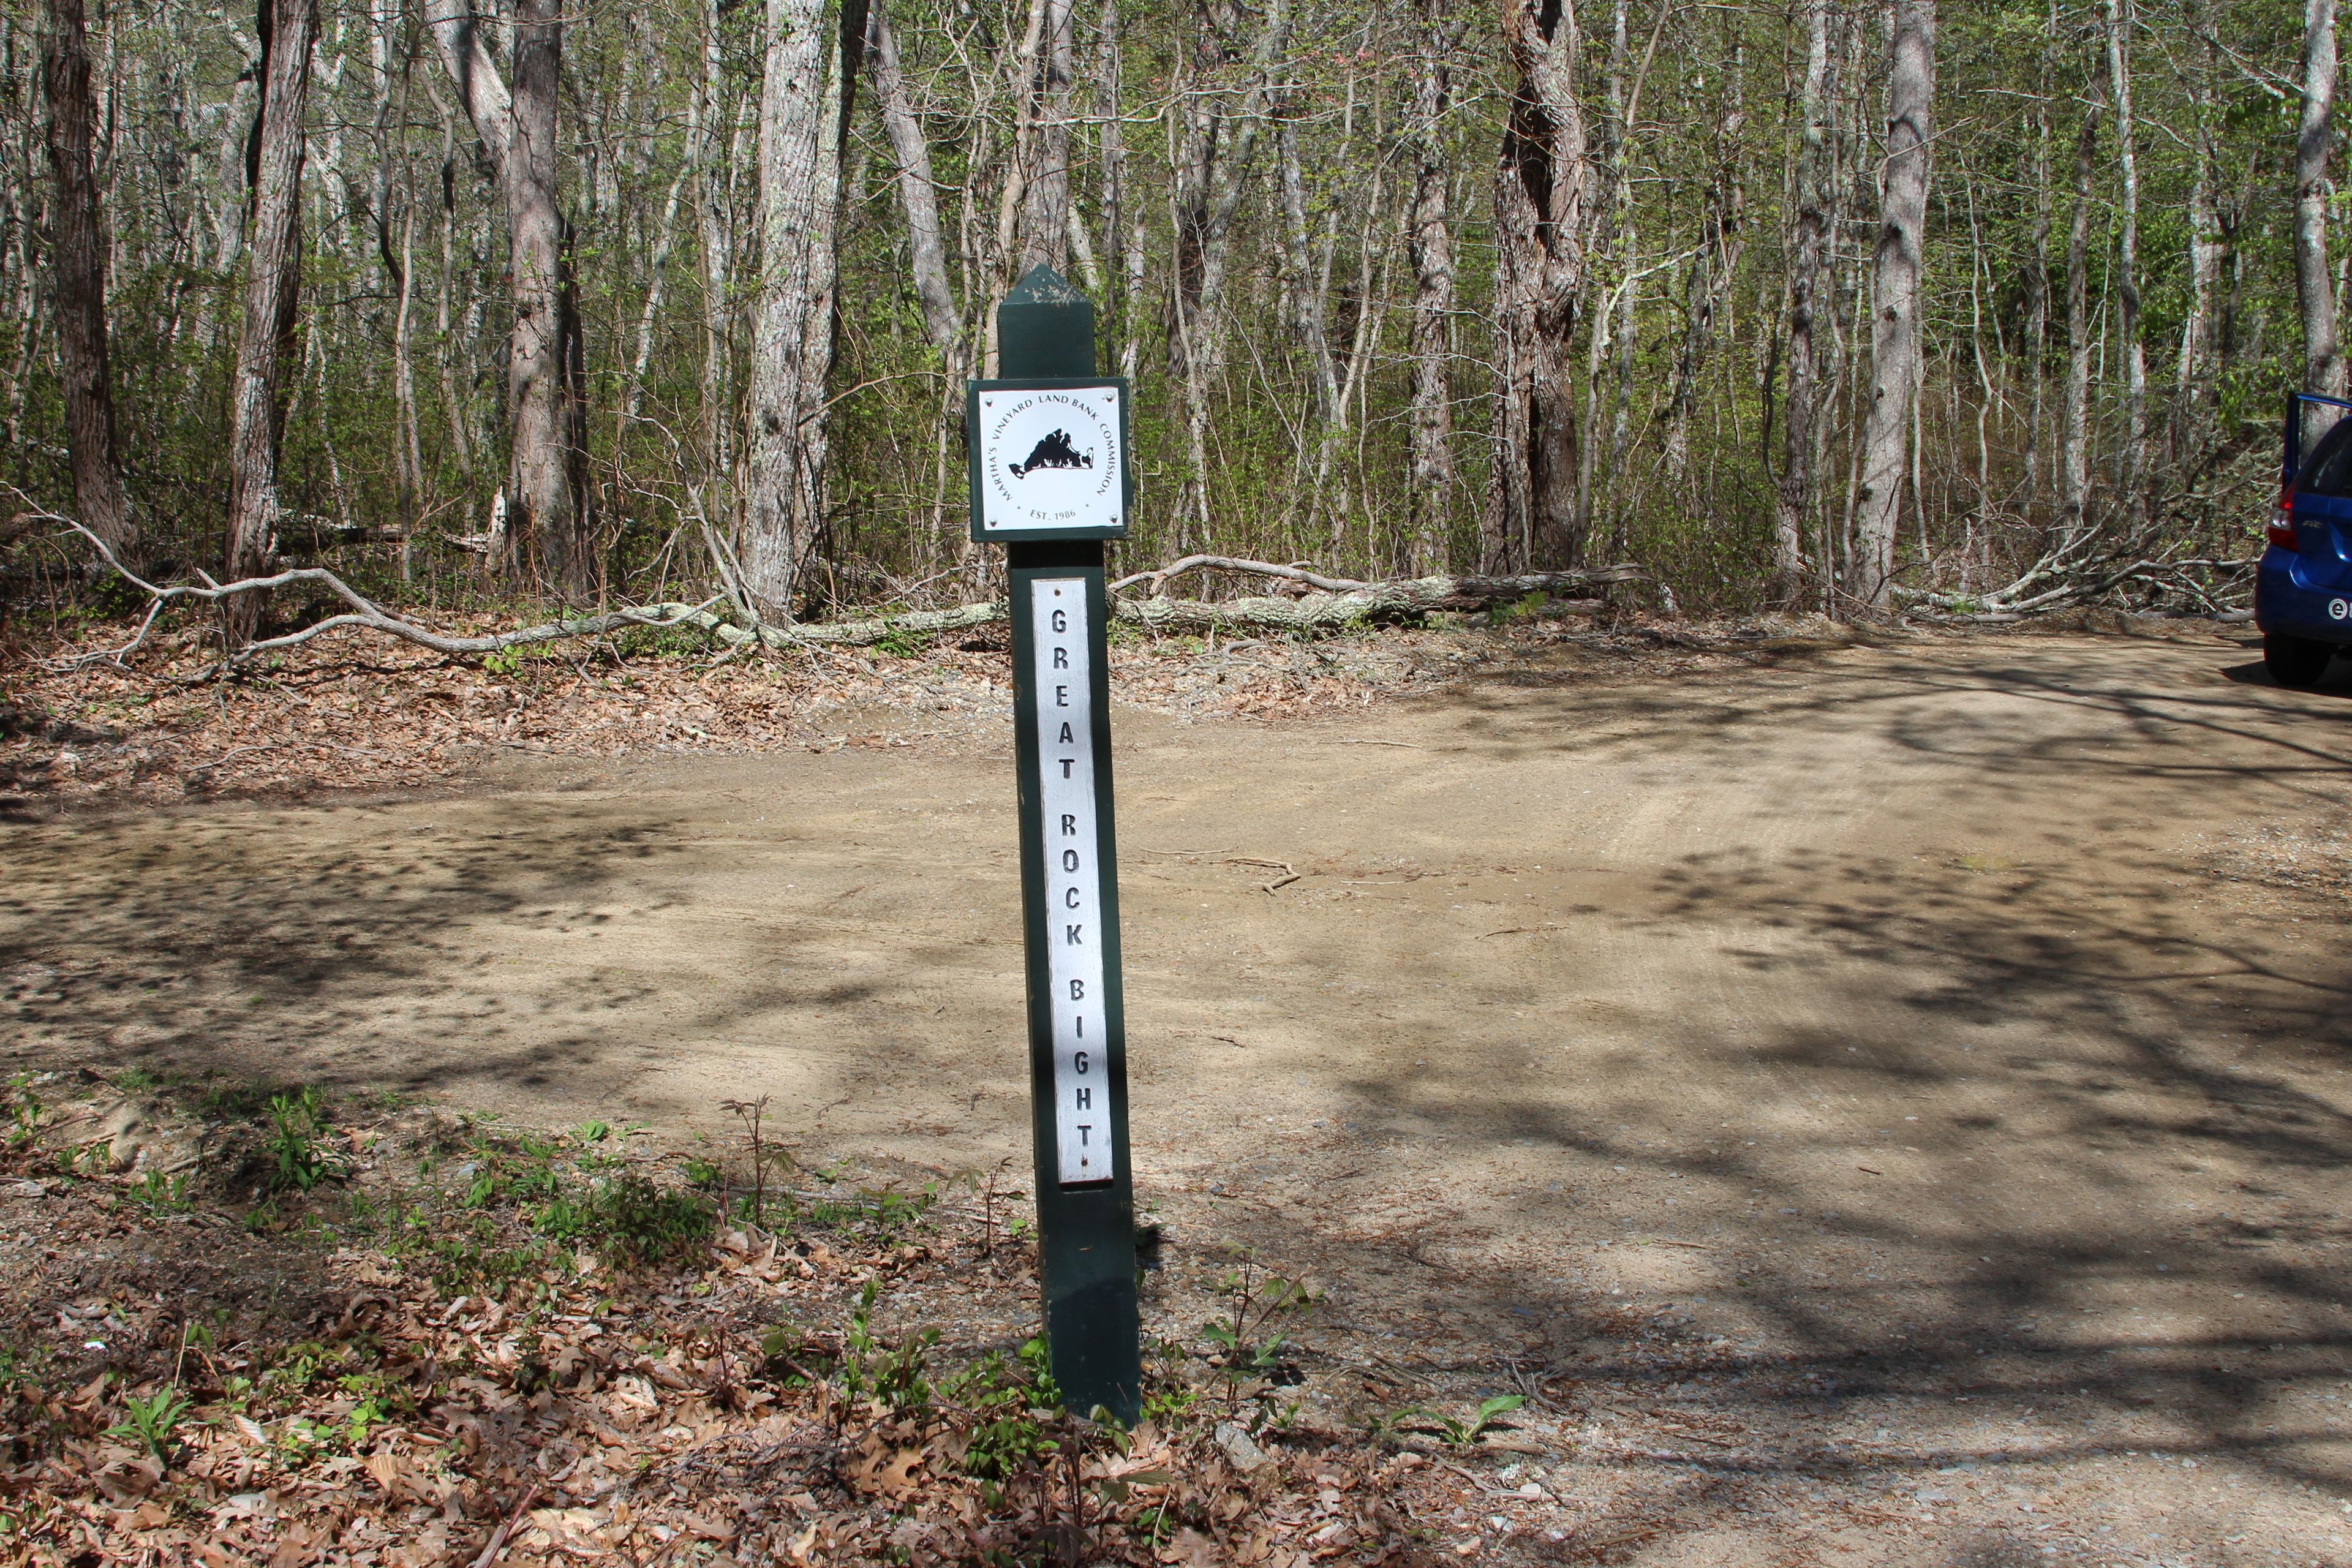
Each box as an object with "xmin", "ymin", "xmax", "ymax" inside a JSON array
[
  {"xmin": 1115, "ymin": 570, "xmax": 1636, "ymax": 633},
  {"xmin": 669, "ymin": 566, "xmax": 1653, "ymax": 648},
  {"xmin": 25, "ymin": 499, "xmax": 1653, "ymax": 662}
]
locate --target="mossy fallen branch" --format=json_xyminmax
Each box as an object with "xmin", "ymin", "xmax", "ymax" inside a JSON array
[{"xmin": 34, "ymin": 504, "xmax": 1654, "ymax": 663}]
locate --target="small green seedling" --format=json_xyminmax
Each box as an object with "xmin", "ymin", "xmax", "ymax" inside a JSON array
[
  {"xmin": 266, "ymin": 1088, "xmax": 336, "ymax": 1192},
  {"xmin": 108, "ymin": 1385, "xmax": 193, "ymax": 1461},
  {"xmin": 4, "ymin": 1082, "xmax": 41, "ymax": 1150},
  {"xmin": 1202, "ymin": 1253, "xmax": 1317, "ymax": 1415},
  {"xmin": 127, "ymin": 1169, "xmax": 190, "ymax": 1214},
  {"xmin": 1406, "ymin": 1393, "xmax": 1526, "ymax": 1448}
]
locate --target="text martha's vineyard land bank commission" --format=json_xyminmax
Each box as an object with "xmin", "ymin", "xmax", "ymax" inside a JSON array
[{"xmin": 976, "ymin": 385, "xmax": 1126, "ymax": 533}]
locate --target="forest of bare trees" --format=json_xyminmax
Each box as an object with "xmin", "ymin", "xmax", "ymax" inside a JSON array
[{"xmin": 0, "ymin": 0, "xmax": 2340, "ymax": 630}]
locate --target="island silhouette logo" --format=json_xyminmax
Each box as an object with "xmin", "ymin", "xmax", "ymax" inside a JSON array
[{"xmin": 1008, "ymin": 429, "xmax": 1095, "ymax": 479}]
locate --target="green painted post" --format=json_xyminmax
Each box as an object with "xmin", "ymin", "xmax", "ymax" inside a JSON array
[{"xmin": 973, "ymin": 265, "xmax": 1141, "ymax": 1423}]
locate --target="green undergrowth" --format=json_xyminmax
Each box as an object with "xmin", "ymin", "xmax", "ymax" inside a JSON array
[{"xmin": 0, "ymin": 1071, "xmax": 1425, "ymax": 1567}]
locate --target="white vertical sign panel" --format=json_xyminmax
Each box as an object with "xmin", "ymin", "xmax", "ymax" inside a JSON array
[{"xmin": 1030, "ymin": 577, "xmax": 1115, "ymax": 1186}]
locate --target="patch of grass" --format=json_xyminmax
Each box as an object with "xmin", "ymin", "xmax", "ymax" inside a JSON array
[
  {"xmin": 0, "ymin": 1341, "xmax": 48, "ymax": 1388},
  {"xmin": 533, "ymin": 1171, "xmax": 712, "ymax": 1264},
  {"xmin": 1486, "ymin": 590, "xmax": 1550, "ymax": 627},
  {"xmin": 413, "ymin": 1226, "xmax": 554, "ymax": 1292},
  {"xmin": 195, "ymin": 1078, "xmax": 277, "ymax": 1120},
  {"xmin": 769, "ymin": 1179, "xmax": 938, "ymax": 1242},
  {"xmin": 608, "ymin": 623, "xmax": 712, "ymax": 660},
  {"xmin": 459, "ymin": 1129, "xmax": 565, "ymax": 1208},
  {"xmin": 337, "ymin": 1188, "xmax": 383, "ymax": 1234},
  {"xmin": 438, "ymin": 1119, "xmax": 711, "ymax": 1268}
]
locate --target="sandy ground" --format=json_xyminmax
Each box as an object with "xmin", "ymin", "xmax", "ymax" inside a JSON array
[{"xmin": 4, "ymin": 627, "xmax": 2350, "ymax": 1566}]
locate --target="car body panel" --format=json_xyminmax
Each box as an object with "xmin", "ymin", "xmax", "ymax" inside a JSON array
[{"xmin": 2256, "ymin": 394, "xmax": 2352, "ymax": 647}]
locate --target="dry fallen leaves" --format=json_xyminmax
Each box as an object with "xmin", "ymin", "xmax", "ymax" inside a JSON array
[{"xmin": 0, "ymin": 1077, "xmax": 1477, "ymax": 1567}]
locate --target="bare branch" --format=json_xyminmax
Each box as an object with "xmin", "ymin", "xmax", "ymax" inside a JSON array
[{"xmin": 22, "ymin": 500, "xmax": 728, "ymax": 669}]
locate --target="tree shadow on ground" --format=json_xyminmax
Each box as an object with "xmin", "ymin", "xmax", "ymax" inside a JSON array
[
  {"xmin": 1200, "ymin": 638, "xmax": 2352, "ymax": 1551},
  {"xmin": 0, "ymin": 797, "xmax": 973, "ymax": 1120},
  {"xmin": 1243, "ymin": 836, "xmax": 2350, "ymax": 1545}
]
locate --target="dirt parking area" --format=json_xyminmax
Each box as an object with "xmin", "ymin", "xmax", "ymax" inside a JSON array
[{"xmin": 4, "ymin": 626, "xmax": 2350, "ymax": 1565}]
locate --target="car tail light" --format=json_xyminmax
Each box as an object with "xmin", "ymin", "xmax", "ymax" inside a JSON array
[{"xmin": 2269, "ymin": 490, "xmax": 2297, "ymax": 549}]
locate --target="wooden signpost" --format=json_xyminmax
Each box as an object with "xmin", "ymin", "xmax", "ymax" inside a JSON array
[{"xmin": 970, "ymin": 265, "xmax": 1142, "ymax": 1423}]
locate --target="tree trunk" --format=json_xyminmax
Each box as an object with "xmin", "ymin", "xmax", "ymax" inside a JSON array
[
  {"xmin": 1093, "ymin": 0, "xmax": 1137, "ymax": 380},
  {"xmin": 508, "ymin": 0, "xmax": 583, "ymax": 594},
  {"xmin": 2298, "ymin": 0, "xmax": 2344, "ymax": 435},
  {"xmin": 2160, "ymin": 37, "xmax": 2211, "ymax": 475},
  {"xmin": 1404, "ymin": 0, "xmax": 1459, "ymax": 571},
  {"xmin": 2101, "ymin": 0, "xmax": 2145, "ymax": 514},
  {"xmin": 1570, "ymin": 0, "xmax": 1627, "ymax": 571},
  {"xmin": 1664, "ymin": 40, "xmax": 1746, "ymax": 480},
  {"xmin": 1492, "ymin": 0, "xmax": 1592, "ymax": 571},
  {"xmin": 393, "ymin": 197, "xmax": 424, "ymax": 570},
  {"xmin": 1276, "ymin": 121, "xmax": 1340, "ymax": 431},
  {"xmin": 40, "ymin": 0, "xmax": 134, "ymax": 560},
  {"xmin": 696, "ymin": 0, "xmax": 734, "ymax": 505},
  {"xmin": 1017, "ymin": 0, "xmax": 1076, "ymax": 274},
  {"xmin": 742, "ymin": 0, "xmax": 865, "ymax": 617},
  {"xmin": 424, "ymin": 0, "xmax": 584, "ymax": 594},
  {"xmin": 2022, "ymin": 26, "xmax": 2050, "ymax": 522},
  {"xmin": 870, "ymin": 2, "xmax": 960, "ymax": 379},
  {"xmin": 1774, "ymin": 0, "xmax": 1831, "ymax": 605},
  {"xmin": 1663, "ymin": 160, "xmax": 1746, "ymax": 483},
  {"xmin": 426, "ymin": 85, "xmax": 476, "ymax": 489},
  {"xmin": 222, "ymin": 0, "xmax": 317, "ymax": 643},
  {"xmin": 1852, "ymin": 0, "xmax": 1934, "ymax": 610},
  {"xmin": 1167, "ymin": 1, "xmax": 1286, "ymax": 540},
  {"xmin": 2058, "ymin": 92, "xmax": 2098, "ymax": 540},
  {"xmin": 1275, "ymin": 112, "xmax": 1345, "ymax": 547}
]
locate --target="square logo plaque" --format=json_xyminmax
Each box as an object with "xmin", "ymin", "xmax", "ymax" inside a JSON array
[{"xmin": 967, "ymin": 379, "xmax": 1131, "ymax": 543}]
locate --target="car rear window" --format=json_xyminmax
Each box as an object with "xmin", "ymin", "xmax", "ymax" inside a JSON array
[{"xmin": 2302, "ymin": 418, "xmax": 2352, "ymax": 496}]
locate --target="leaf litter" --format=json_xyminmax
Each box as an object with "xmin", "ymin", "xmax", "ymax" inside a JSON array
[
  {"xmin": 0, "ymin": 1068, "xmax": 1583, "ymax": 1566},
  {"xmin": 2, "ymin": 608, "xmax": 1866, "ymax": 812}
]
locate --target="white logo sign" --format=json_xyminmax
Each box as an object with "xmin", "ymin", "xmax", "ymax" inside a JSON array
[
  {"xmin": 978, "ymin": 386, "xmax": 1124, "ymax": 533},
  {"xmin": 2331, "ymin": 598, "xmax": 2349, "ymax": 622},
  {"xmin": 1031, "ymin": 578, "xmax": 1116, "ymax": 1186}
]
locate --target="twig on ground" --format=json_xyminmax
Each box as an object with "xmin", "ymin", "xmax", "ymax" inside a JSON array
[
  {"xmin": 1224, "ymin": 856, "xmax": 1299, "ymax": 893},
  {"xmin": 469, "ymin": 1482, "xmax": 541, "ymax": 1568}
]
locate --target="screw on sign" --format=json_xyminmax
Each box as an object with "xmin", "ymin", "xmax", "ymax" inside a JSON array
[{"xmin": 969, "ymin": 265, "xmax": 1141, "ymax": 1423}]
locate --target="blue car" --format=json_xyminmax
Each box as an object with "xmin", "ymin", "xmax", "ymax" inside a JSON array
[{"xmin": 2256, "ymin": 390, "xmax": 2352, "ymax": 687}]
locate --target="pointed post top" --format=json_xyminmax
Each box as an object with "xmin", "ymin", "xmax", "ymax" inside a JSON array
[{"xmin": 998, "ymin": 265, "xmax": 1096, "ymax": 378}]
